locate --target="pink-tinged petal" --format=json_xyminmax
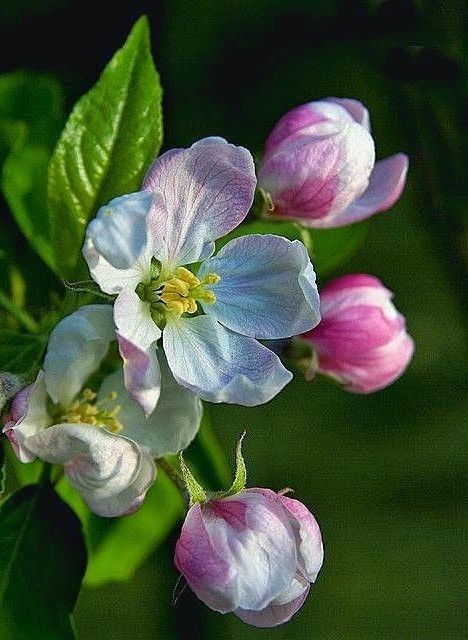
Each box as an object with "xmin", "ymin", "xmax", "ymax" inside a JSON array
[
  {"xmin": 259, "ymin": 102, "xmax": 375, "ymax": 225},
  {"xmin": 326, "ymin": 97, "xmax": 371, "ymax": 130},
  {"xmin": 303, "ymin": 274, "xmax": 414, "ymax": 393},
  {"xmin": 278, "ymin": 495, "xmax": 324, "ymax": 583},
  {"xmin": 142, "ymin": 137, "xmax": 256, "ymax": 267},
  {"xmin": 235, "ymin": 582, "xmax": 310, "ymax": 628},
  {"xmin": 117, "ymin": 335, "xmax": 161, "ymax": 418},
  {"xmin": 334, "ymin": 153, "xmax": 409, "ymax": 225},
  {"xmin": 25, "ymin": 423, "xmax": 156, "ymax": 517},
  {"xmin": 2, "ymin": 371, "xmax": 51, "ymax": 462},
  {"xmin": 44, "ymin": 305, "xmax": 115, "ymax": 406}
]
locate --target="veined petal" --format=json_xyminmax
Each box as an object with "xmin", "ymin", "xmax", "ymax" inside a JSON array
[
  {"xmin": 235, "ymin": 581, "xmax": 310, "ymax": 628},
  {"xmin": 43, "ymin": 305, "xmax": 115, "ymax": 406},
  {"xmin": 198, "ymin": 234, "xmax": 320, "ymax": 338},
  {"xmin": 25, "ymin": 423, "xmax": 156, "ymax": 517},
  {"xmin": 98, "ymin": 356, "xmax": 203, "ymax": 457},
  {"xmin": 2, "ymin": 371, "xmax": 51, "ymax": 463},
  {"xmin": 163, "ymin": 315, "xmax": 292, "ymax": 406},
  {"xmin": 330, "ymin": 154, "xmax": 409, "ymax": 226},
  {"xmin": 142, "ymin": 137, "xmax": 256, "ymax": 267},
  {"xmin": 83, "ymin": 193, "xmax": 155, "ymax": 295}
]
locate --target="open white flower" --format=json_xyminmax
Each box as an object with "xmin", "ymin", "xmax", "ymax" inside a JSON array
[
  {"xmin": 3, "ymin": 305, "xmax": 202, "ymax": 517},
  {"xmin": 83, "ymin": 137, "xmax": 321, "ymax": 413}
]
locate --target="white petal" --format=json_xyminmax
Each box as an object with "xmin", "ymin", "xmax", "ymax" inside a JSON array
[
  {"xmin": 235, "ymin": 580, "xmax": 310, "ymax": 627},
  {"xmin": 117, "ymin": 335, "xmax": 161, "ymax": 417},
  {"xmin": 142, "ymin": 137, "xmax": 256, "ymax": 267},
  {"xmin": 25, "ymin": 423, "xmax": 156, "ymax": 517},
  {"xmin": 326, "ymin": 97, "xmax": 371, "ymax": 130},
  {"xmin": 198, "ymin": 234, "xmax": 320, "ymax": 338},
  {"xmin": 163, "ymin": 315, "xmax": 292, "ymax": 406},
  {"xmin": 114, "ymin": 289, "xmax": 161, "ymax": 351},
  {"xmin": 43, "ymin": 305, "xmax": 115, "ymax": 406},
  {"xmin": 2, "ymin": 371, "xmax": 51, "ymax": 463},
  {"xmin": 98, "ymin": 356, "xmax": 203, "ymax": 457}
]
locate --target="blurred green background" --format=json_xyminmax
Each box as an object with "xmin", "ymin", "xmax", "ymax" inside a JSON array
[{"xmin": 1, "ymin": 1, "xmax": 467, "ymax": 638}]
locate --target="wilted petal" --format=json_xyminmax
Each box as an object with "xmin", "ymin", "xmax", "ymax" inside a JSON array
[
  {"xmin": 2, "ymin": 371, "xmax": 50, "ymax": 463},
  {"xmin": 142, "ymin": 137, "xmax": 256, "ymax": 267},
  {"xmin": 198, "ymin": 234, "xmax": 320, "ymax": 338},
  {"xmin": 336, "ymin": 153, "xmax": 409, "ymax": 225},
  {"xmin": 25, "ymin": 423, "xmax": 156, "ymax": 517},
  {"xmin": 235, "ymin": 581, "xmax": 310, "ymax": 628},
  {"xmin": 43, "ymin": 305, "xmax": 115, "ymax": 406},
  {"xmin": 163, "ymin": 315, "xmax": 292, "ymax": 405},
  {"xmin": 98, "ymin": 356, "xmax": 202, "ymax": 457}
]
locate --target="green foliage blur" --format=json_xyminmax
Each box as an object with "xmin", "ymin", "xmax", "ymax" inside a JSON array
[{"xmin": 0, "ymin": 1, "xmax": 466, "ymax": 638}]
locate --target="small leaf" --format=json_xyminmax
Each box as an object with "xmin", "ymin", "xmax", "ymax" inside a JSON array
[
  {"xmin": 47, "ymin": 15, "xmax": 163, "ymax": 278},
  {"xmin": 0, "ymin": 483, "xmax": 87, "ymax": 639},
  {"xmin": 0, "ymin": 330, "xmax": 46, "ymax": 374},
  {"xmin": 224, "ymin": 431, "xmax": 247, "ymax": 497},
  {"xmin": 180, "ymin": 453, "xmax": 207, "ymax": 506},
  {"xmin": 56, "ymin": 472, "xmax": 184, "ymax": 587}
]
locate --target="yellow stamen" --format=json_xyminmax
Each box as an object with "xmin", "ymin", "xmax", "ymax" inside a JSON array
[{"xmin": 59, "ymin": 388, "xmax": 123, "ymax": 433}]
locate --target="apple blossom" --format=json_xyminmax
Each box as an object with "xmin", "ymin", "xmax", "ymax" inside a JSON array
[
  {"xmin": 83, "ymin": 137, "xmax": 321, "ymax": 411},
  {"xmin": 2, "ymin": 305, "xmax": 202, "ymax": 516},
  {"xmin": 300, "ymin": 274, "xmax": 414, "ymax": 392},
  {"xmin": 174, "ymin": 487, "xmax": 323, "ymax": 627},
  {"xmin": 258, "ymin": 97, "xmax": 408, "ymax": 227}
]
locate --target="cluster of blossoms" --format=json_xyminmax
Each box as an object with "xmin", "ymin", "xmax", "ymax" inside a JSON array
[{"xmin": 1, "ymin": 98, "xmax": 413, "ymax": 626}]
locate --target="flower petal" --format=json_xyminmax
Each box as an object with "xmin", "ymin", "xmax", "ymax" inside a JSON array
[
  {"xmin": 114, "ymin": 289, "xmax": 161, "ymax": 351},
  {"xmin": 25, "ymin": 423, "xmax": 156, "ymax": 517},
  {"xmin": 198, "ymin": 234, "xmax": 320, "ymax": 338},
  {"xmin": 335, "ymin": 153, "xmax": 409, "ymax": 225},
  {"xmin": 2, "ymin": 371, "xmax": 50, "ymax": 463},
  {"xmin": 235, "ymin": 582, "xmax": 310, "ymax": 627},
  {"xmin": 117, "ymin": 335, "xmax": 161, "ymax": 418},
  {"xmin": 83, "ymin": 193, "xmax": 155, "ymax": 294},
  {"xmin": 142, "ymin": 137, "xmax": 256, "ymax": 267},
  {"xmin": 326, "ymin": 97, "xmax": 371, "ymax": 130},
  {"xmin": 43, "ymin": 305, "xmax": 115, "ymax": 406},
  {"xmin": 97, "ymin": 356, "xmax": 203, "ymax": 457},
  {"xmin": 163, "ymin": 315, "xmax": 292, "ymax": 405}
]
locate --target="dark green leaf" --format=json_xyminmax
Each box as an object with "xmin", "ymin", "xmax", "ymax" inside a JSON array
[
  {"xmin": 0, "ymin": 483, "xmax": 87, "ymax": 639},
  {"xmin": 0, "ymin": 440, "xmax": 4, "ymax": 497},
  {"xmin": 0, "ymin": 330, "xmax": 46, "ymax": 374},
  {"xmin": 0, "ymin": 72, "xmax": 64, "ymax": 271},
  {"xmin": 48, "ymin": 16, "xmax": 163, "ymax": 278}
]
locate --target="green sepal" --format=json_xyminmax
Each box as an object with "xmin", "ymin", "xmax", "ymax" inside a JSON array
[
  {"xmin": 223, "ymin": 431, "xmax": 247, "ymax": 497},
  {"xmin": 179, "ymin": 452, "xmax": 207, "ymax": 506}
]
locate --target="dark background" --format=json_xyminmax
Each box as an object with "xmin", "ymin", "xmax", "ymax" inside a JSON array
[{"xmin": 1, "ymin": 1, "xmax": 467, "ymax": 638}]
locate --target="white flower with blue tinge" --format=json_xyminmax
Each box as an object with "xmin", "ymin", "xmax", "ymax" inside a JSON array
[
  {"xmin": 83, "ymin": 137, "xmax": 321, "ymax": 412},
  {"xmin": 2, "ymin": 305, "xmax": 202, "ymax": 517}
]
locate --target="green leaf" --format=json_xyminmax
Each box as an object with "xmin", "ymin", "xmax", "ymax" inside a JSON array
[
  {"xmin": 218, "ymin": 218, "xmax": 368, "ymax": 278},
  {"xmin": 180, "ymin": 452, "xmax": 207, "ymax": 506},
  {"xmin": 48, "ymin": 15, "xmax": 163, "ymax": 278},
  {"xmin": 224, "ymin": 431, "xmax": 247, "ymax": 497},
  {"xmin": 0, "ymin": 72, "xmax": 64, "ymax": 270},
  {"xmin": 59, "ymin": 472, "xmax": 183, "ymax": 587},
  {"xmin": 0, "ymin": 440, "xmax": 4, "ymax": 498},
  {"xmin": 0, "ymin": 330, "xmax": 46, "ymax": 374},
  {"xmin": 0, "ymin": 483, "xmax": 87, "ymax": 639}
]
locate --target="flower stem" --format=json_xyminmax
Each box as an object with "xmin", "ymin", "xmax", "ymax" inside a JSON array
[
  {"xmin": 39, "ymin": 462, "xmax": 52, "ymax": 485},
  {"xmin": 0, "ymin": 289, "xmax": 40, "ymax": 334},
  {"xmin": 155, "ymin": 457, "xmax": 187, "ymax": 496}
]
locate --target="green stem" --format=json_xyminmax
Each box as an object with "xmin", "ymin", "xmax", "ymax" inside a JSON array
[
  {"xmin": 39, "ymin": 462, "xmax": 52, "ymax": 486},
  {"xmin": 0, "ymin": 289, "xmax": 40, "ymax": 334},
  {"xmin": 155, "ymin": 457, "xmax": 187, "ymax": 497}
]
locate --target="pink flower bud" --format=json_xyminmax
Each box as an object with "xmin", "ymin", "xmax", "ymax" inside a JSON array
[
  {"xmin": 174, "ymin": 488, "xmax": 323, "ymax": 627},
  {"xmin": 301, "ymin": 274, "xmax": 414, "ymax": 392},
  {"xmin": 259, "ymin": 98, "xmax": 408, "ymax": 228}
]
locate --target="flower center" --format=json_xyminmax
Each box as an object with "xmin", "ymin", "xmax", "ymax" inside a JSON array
[
  {"xmin": 137, "ymin": 266, "xmax": 220, "ymax": 325},
  {"xmin": 59, "ymin": 388, "xmax": 123, "ymax": 433}
]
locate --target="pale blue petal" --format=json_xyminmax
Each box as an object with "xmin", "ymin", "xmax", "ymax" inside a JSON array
[
  {"xmin": 98, "ymin": 356, "xmax": 203, "ymax": 457},
  {"xmin": 198, "ymin": 234, "xmax": 321, "ymax": 339},
  {"xmin": 163, "ymin": 315, "xmax": 292, "ymax": 406},
  {"xmin": 142, "ymin": 138, "xmax": 256, "ymax": 267},
  {"xmin": 44, "ymin": 305, "xmax": 115, "ymax": 406}
]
